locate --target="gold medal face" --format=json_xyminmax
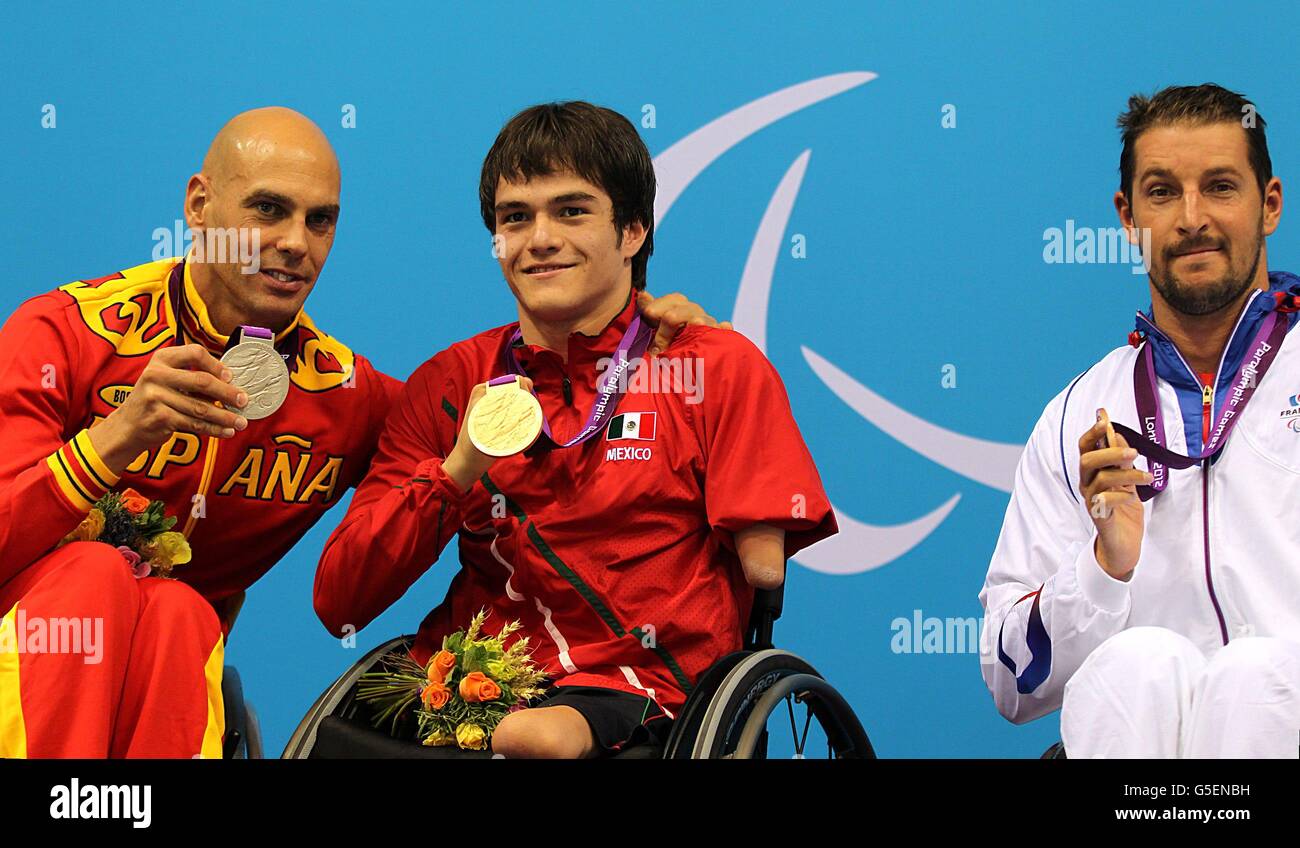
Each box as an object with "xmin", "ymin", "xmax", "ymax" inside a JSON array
[
  {"xmin": 220, "ymin": 341, "xmax": 290, "ymax": 420},
  {"xmin": 468, "ymin": 379, "xmax": 543, "ymax": 457}
]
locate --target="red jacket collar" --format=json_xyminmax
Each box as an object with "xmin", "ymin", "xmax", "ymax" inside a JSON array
[{"xmin": 512, "ymin": 288, "xmax": 636, "ymax": 373}]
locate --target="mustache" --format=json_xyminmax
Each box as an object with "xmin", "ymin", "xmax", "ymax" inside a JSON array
[{"xmin": 1164, "ymin": 236, "xmax": 1225, "ymax": 258}]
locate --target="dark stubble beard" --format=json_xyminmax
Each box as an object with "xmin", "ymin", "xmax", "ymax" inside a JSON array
[{"xmin": 1150, "ymin": 224, "xmax": 1264, "ymax": 317}]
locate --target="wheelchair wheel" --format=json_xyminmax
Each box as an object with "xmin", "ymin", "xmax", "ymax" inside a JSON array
[
  {"xmin": 690, "ymin": 649, "xmax": 874, "ymax": 759},
  {"xmin": 282, "ymin": 636, "xmax": 414, "ymax": 758},
  {"xmin": 661, "ymin": 651, "xmax": 751, "ymax": 759},
  {"xmin": 220, "ymin": 666, "xmax": 266, "ymax": 759},
  {"xmin": 243, "ymin": 702, "xmax": 264, "ymax": 759}
]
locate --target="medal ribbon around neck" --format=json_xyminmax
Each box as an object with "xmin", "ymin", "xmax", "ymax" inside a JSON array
[
  {"xmin": 497, "ymin": 312, "xmax": 654, "ymax": 449},
  {"xmin": 166, "ymin": 260, "xmax": 299, "ymax": 359},
  {"xmin": 1113, "ymin": 301, "xmax": 1287, "ymax": 501}
]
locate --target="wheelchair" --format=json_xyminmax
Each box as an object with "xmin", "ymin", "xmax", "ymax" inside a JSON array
[
  {"xmin": 221, "ymin": 665, "xmax": 264, "ymax": 759},
  {"xmin": 281, "ymin": 586, "xmax": 875, "ymax": 759}
]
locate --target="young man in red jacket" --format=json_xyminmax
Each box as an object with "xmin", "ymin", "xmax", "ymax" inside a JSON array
[
  {"xmin": 314, "ymin": 102, "xmax": 838, "ymax": 758},
  {"xmin": 0, "ymin": 106, "xmax": 723, "ymax": 758}
]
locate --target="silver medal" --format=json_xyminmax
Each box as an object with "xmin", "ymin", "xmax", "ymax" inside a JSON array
[{"xmin": 220, "ymin": 333, "xmax": 290, "ymax": 420}]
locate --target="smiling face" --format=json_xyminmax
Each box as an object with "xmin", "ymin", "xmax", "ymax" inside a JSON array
[
  {"xmin": 185, "ymin": 108, "xmax": 340, "ymax": 334},
  {"xmin": 493, "ymin": 169, "xmax": 646, "ymax": 333},
  {"xmin": 1117, "ymin": 122, "xmax": 1281, "ymax": 316}
]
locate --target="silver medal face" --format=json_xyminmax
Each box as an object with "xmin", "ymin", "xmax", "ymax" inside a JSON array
[{"xmin": 220, "ymin": 341, "xmax": 290, "ymax": 420}]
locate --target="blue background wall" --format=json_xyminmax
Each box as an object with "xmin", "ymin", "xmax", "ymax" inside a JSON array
[{"xmin": 2, "ymin": 1, "xmax": 1295, "ymax": 757}]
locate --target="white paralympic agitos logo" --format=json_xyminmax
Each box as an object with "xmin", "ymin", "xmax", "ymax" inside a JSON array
[{"xmin": 652, "ymin": 73, "xmax": 1024, "ymax": 575}]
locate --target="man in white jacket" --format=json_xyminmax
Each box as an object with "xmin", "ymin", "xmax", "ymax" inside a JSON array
[{"xmin": 981, "ymin": 83, "xmax": 1300, "ymax": 758}]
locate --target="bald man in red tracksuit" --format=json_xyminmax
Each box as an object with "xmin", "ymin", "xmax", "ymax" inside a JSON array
[{"xmin": 0, "ymin": 256, "xmax": 397, "ymax": 757}]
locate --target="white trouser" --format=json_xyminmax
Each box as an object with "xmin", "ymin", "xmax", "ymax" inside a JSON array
[{"xmin": 1061, "ymin": 626, "xmax": 1300, "ymax": 758}]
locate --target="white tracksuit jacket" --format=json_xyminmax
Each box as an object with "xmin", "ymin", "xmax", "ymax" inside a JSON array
[{"xmin": 980, "ymin": 273, "xmax": 1300, "ymax": 723}]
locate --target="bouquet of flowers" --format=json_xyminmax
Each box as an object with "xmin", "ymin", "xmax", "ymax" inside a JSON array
[
  {"xmin": 58, "ymin": 487, "xmax": 192, "ymax": 579},
  {"xmin": 356, "ymin": 609, "xmax": 548, "ymax": 751}
]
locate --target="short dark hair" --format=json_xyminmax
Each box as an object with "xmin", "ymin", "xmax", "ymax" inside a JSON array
[
  {"xmin": 1117, "ymin": 83, "xmax": 1272, "ymax": 205},
  {"xmin": 479, "ymin": 101, "xmax": 656, "ymax": 290}
]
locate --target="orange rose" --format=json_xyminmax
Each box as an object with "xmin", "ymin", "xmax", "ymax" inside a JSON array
[
  {"xmin": 120, "ymin": 488, "xmax": 150, "ymax": 515},
  {"xmin": 428, "ymin": 650, "xmax": 456, "ymax": 684},
  {"xmin": 458, "ymin": 671, "xmax": 502, "ymax": 703},
  {"xmin": 420, "ymin": 682, "xmax": 450, "ymax": 710}
]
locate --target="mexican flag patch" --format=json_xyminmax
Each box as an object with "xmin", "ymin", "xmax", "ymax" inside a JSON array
[{"xmin": 606, "ymin": 411, "xmax": 656, "ymax": 441}]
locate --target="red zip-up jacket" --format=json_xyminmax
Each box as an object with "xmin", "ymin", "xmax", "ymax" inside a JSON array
[
  {"xmin": 0, "ymin": 257, "xmax": 400, "ymax": 619},
  {"xmin": 314, "ymin": 292, "xmax": 837, "ymax": 715}
]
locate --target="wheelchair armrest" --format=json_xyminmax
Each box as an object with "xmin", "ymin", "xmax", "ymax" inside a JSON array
[{"xmin": 744, "ymin": 585, "xmax": 784, "ymax": 651}]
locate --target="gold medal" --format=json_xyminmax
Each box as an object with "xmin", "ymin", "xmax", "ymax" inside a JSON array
[{"xmin": 467, "ymin": 376, "xmax": 543, "ymax": 457}]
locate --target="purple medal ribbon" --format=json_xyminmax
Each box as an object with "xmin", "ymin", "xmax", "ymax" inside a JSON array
[
  {"xmin": 239, "ymin": 325, "xmax": 274, "ymax": 341},
  {"xmin": 493, "ymin": 313, "xmax": 654, "ymax": 449},
  {"xmin": 1113, "ymin": 303, "xmax": 1287, "ymax": 501},
  {"xmin": 167, "ymin": 261, "xmax": 297, "ymax": 364},
  {"xmin": 233, "ymin": 324, "xmax": 291, "ymax": 365}
]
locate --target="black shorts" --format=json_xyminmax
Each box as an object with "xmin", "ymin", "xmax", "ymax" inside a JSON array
[{"xmin": 532, "ymin": 685, "xmax": 673, "ymax": 756}]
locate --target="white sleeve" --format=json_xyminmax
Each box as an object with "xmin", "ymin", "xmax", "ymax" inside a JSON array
[{"xmin": 979, "ymin": 392, "xmax": 1134, "ymax": 724}]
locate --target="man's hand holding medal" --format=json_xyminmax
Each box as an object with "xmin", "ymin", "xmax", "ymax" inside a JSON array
[
  {"xmin": 446, "ymin": 375, "xmax": 539, "ymax": 491},
  {"xmin": 89, "ymin": 326, "xmax": 289, "ymax": 476},
  {"xmin": 1079, "ymin": 408, "xmax": 1150, "ymax": 581},
  {"xmin": 89, "ymin": 343, "xmax": 250, "ymax": 475}
]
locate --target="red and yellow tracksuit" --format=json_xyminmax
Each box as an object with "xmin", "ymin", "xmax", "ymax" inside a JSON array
[{"xmin": 0, "ymin": 257, "xmax": 398, "ymax": 757}]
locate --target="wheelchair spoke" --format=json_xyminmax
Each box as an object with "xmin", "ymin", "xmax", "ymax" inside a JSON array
[
  {"xmin": 782, "ymin": 691, "xmax": 817, "ymax": 758},
  {"xmin": 785, "ymin": 693, "xmax": 799, "ymax": 752},
  {"xmin": 798, "ymin": 698, "xmax": 813, "ymax": 756}
]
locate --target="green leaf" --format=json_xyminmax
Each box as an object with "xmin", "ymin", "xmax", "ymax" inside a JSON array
[{"xmin": 461, "ymin": 644, "xmax": 488, "ymax": 673}]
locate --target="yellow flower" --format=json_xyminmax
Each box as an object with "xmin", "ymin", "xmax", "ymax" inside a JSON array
[
  {"xmin": 455, "ymin": 722, "xmax": 488, "ymax": 751},
  {"xmin": 61, "ymin": 508, "xmax": 105, "ymax": 545},
  {"xmin": 422, "ymin": 729, "xmax": 456, "ymax": 747},
  {"xmin": 151, "ymin": 532, "xmax": 192, "ymax": 568}
]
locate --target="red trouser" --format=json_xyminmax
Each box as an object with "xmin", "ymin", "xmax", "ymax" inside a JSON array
[{"xmin": 0, "ymin": 541, "xmax": 224, "ymax": 758}]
